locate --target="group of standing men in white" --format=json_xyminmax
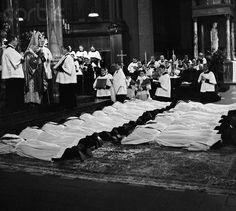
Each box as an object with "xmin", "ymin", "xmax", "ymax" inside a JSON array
[
  {"xmin": 1, "ymin": 32, "xmax": 53, "ymax": 111},
  {"xmin": 1, "ymin": 21, "xmax": 221, "ymax": 112},
  {"xmin": 1, "ymin": 31, "xmax": 128, "ymax": 111}
]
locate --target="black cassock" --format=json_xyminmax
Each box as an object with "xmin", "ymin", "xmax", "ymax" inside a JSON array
[{"xmin": 83, "ymin": 64, "xmax": 95, "ymax": 95}]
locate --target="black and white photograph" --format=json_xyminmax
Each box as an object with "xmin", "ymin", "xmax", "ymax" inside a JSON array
[{"xmin": 0, "ymin": 0, "xmax": 236, "ymax": 210}]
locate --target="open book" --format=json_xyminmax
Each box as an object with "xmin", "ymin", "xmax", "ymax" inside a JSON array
[{"xmin": 95, "ymin": 78, "xmax": 107, "ymax": 89}]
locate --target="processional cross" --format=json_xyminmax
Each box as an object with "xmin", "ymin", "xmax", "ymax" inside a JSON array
[{"xmin": 117, "ymin": 50, "xmax": 127, "ymax": 68}]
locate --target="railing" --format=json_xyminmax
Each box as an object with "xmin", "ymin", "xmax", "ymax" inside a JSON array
[{"xmin": 193, "ymin": 0, "xmax": 234, "ymax": 7}]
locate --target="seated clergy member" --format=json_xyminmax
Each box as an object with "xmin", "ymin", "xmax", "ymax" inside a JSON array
[
  {"xmin": 112, "ymin": 63, "xmax": 127, "ymax": 103},
  {"xmin": 76, "ymin": 45, "xmax": 88, "ymax": 63},
  {"xmin": 88, "ymin": 46, "xmax": 102, "ymax": 77},
  {"xmin": 198, "ymin": 63, "xmax": 220, "ymax": 103},
  {"xmin": 197, "ymin": 52, "xmax": 207, "ymax": 70},
  {"xmin": 155, "ymin": 55, "xmax": 165, "ymax": 68},
  {"xmin": 154, "ymin": 65, "xmax": 171, "ymax": 102},
  {"xmin": 127, "ymin": 58, "xmax": 138, "ymax": 80},
  {"xmin": 1, "ymin": 35, "xmax": 25, "ymax": 111},
  {"xmin": 93, "ymin": 68, "xmax": 113, "ymax": 99}
]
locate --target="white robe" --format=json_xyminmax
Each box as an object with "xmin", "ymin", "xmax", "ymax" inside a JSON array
[
  {"xmin": 4, "ymin": 100, "xmax": 236, "ymax": 160},
  {"xmin": 76, "ymin": 50, "xmax": 88, "ymax": 59},
  {"xmin": 93, "ymin": 74, "xmax": 113, "ymax": 97},
  {"xmin": 122, "ymin": 101, "xmax": 235, "ymax": 151},
  {"xmin": 42, "ymin": 47, "xmax": 53, "ymax": 80},
  {"xmin": 88, "ymin": 51, "xmax": 101, "ymax": 60},
  {"xmin": 127, "ymin": 62, "xmax": 138, "ymax": 73},
  {"xmin": 155, "ymin": 73, "xmax": 171, "ymax": 98},
  {"xmin": 113, "ymin": 68, "xmax": 127, "ymax": 95},
  {"xmin": 198, "ymin": 71, "xmax": 216, "ymax": 92},
  {"xmin": 55, "ymin": 54, "xmax": 77, "ymax": 84},
  {"xmin": 1, "ymin": 45, "xmax": 24, "ymax": 79}
]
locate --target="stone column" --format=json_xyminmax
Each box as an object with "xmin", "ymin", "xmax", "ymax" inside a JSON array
[
  {"xmin": 193, "ymin": 18, "xmax": 198, "ymax": 59},
  {"xmin": 109, "ymin": 0, "xmax": 116, "ymax": 21},
  {"xmin": 46, "ymin": 0, "xmax": 63, "ymax": 59},
  {"xmin": 200, "ymin": 23, "xmax": 205, "ymax": 54},
  {"xmin": 5, "ymin": 0, "xmax": 20, "ymax": 50},
  {"xmin": 231, "ymin": 20, "xmax": 235, "ymax": 60},
  {"xmin": 5, "ymin": 0, "xmax": 14, "ymax": 33},
  {"xmin": 137, "ymin": 0, "xmax": 154, "ymax": 61},
  {"xmin": 226, "ymin": 15, "xmax": 231, "ymax": 60}
]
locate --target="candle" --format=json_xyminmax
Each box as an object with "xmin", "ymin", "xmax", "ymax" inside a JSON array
[{"xmin": 145, "ymin": 51, "xmax": 147, "ymax": 64}]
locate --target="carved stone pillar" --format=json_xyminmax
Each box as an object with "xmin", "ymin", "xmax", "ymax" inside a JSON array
[
  {"xmin": 193, "ymin": 18, "xmax": 198, "ymax": 59},
  {"xmin": 137, "ymin": 0, "xmax": 154, "ymax": 61},
  {"xmin": 200, "ymin": 23, "xmax": 205, "ymax": 54},
  {"xmin": 46, "ymin": 0, "xmax": 63, "ymax": 59},
  {"xmin": 226, "ymin": 15, "xmax": 231, "ymax": 60},
  {"xmin": 231, "ymin": 20, "xmax": 235, "ymax": 60}
]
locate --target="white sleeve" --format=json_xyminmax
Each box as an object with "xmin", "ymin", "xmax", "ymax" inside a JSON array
[
  {"xmin": 160, "ymin": 75, "xmax": 169, "ymax": 91},
  {"xmin": 155, "ymin": 61, "xmax": 160, "ymax": 68},
  {"xmin": 127, "ymin": 63, "xmax": 132, "ymax": 71},
  {"xmin": 62, "ymin": 56, "xmax": 74, "ymax": 75},
  {"xmin": 198, "ymin": 73, "xmax": 203, "ymax": 83},
  {"xmin": 96, "ymin": 51, "xmax": 102, "ymax": 60},
  {"xmin": 48, "ymin": 49, "xmax": 53, "ymax": 61},
  {"xmin": 54, "ymin": 55, "xmax": 66, "ymax": 69},
  {"xmin": 6, "ymin": 50, "xmax": 22, "ymax": 69},
  {"xmin": 209, "ymin": 72, "xmax": 217, "ymax": 84},
  {"xmin": 93, "ymin": 78, "xmax": 98, "ymax": 89}
]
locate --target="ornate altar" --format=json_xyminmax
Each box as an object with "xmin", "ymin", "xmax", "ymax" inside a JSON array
[{"xmin": 192, "ymin": 0, "xmax": 236, "ymax": 83}]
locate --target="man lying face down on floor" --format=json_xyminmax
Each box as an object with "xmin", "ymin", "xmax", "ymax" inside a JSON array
[{"xmin": 54, "ymin": 104, "xmax": 176, "ymax": 162}]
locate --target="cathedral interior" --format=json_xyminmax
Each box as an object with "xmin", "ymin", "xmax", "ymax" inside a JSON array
[{"xmin": 1, "ymin": 1, "xmax": 236, "ymax": 210}]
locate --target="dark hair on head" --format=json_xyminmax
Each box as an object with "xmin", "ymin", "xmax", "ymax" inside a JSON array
[
  {"xmin": 159, "ymin": 65, "xmax": 165, "ymax": 69},
  {"xmin": 7, "ymin": 34, "xmax": 17, "ymax": 44},
  {"xmin": 64, "ymin": 45, "xmax": 72, "ymax": 52}
]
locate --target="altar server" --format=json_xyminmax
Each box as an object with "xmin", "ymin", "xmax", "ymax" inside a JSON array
[
  {"xmin": 54, "ymin": 45, "xmax": 77, "ymax": 109},
  {"xmin": 155, "ymin": 65, "xmax": 171, "ymax": 101},
  {"xmin": 112, "ymin": 64, "xmax": 127, "ymax": 102},
  {"xmin": 136, "ymin": 69, "xmax": 151, "ymax": 101},
  {"xmin": 198, "ymin": 63, "xmax": 220, "ymax": 103},
  {"xmin": 1, "ymin": 35, "xmax": 25, "ymax": 111},
  {"xmin": 93, "ymin": 68, "xmax": 113, "ymax": 98}
]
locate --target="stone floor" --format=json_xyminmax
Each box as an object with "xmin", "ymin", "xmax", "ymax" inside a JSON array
[
  {"xmin": 0, "ymin": 86, "xmax": 236, "ymax": 211},
  {"xmin": 217, "ymin": 85, "xmax": 236, "ymax": 105}
]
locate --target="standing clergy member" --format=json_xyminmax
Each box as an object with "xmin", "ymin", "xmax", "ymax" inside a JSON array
[
  {"xmin": 93, "ymin": 68, "xmax": 113, "ymax": 99},
  {"xmin": 136, "ymin": 69, "xmax": 151, "ymax": 101},
  {"xmin": 88, "ymin": 46, "xmax": 102, "ymax": 78},
  {"xmin": 54, "ymin": 45, "xmax": 77, "ymax": 109},
  {"xmin": 24, "ymin": 32, "xmax": 46, "ymax": 106},
  {"xmin": 154, "ymin": 65, "xmax": 171, "ymax": 102},
  {"xmin": 1, "ymin": 35, "xmax": 25, "ymax": 111},
  {"xmin": 41, "ymin": 38, "xmax": 53, "ymax": 104},
  {"xmin": 198, "ymin": 63, "xmax": 220, "ymax": 103},
  {"xmin": 112, "ymin": 63, "xmax": 127, "ymax": 103}
]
